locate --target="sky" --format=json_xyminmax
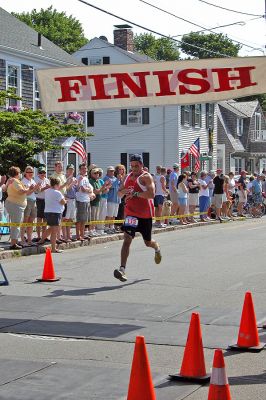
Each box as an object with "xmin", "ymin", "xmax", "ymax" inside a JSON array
[{"xmin": 0, "ymin": 0, "xmax": 265, "ymax": 57}]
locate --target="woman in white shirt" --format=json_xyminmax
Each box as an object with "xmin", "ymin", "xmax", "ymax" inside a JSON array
[
  {"xmin": 198, "ymin": 171, "xmax": 210, "ymax": 222},
  {"xmin": 21, "ymin": 166, "xmax": 41, "ymax": 246},
  {"xmin": 39, "ymin": 177, "xmax": 66, "ymax": 253}
]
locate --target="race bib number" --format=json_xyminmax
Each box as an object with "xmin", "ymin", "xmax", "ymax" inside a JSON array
[{"xmin": 124, "ymin": 216, "xmax": 138, "ymax": 228}]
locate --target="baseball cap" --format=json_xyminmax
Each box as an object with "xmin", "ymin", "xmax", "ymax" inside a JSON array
[
  {"xmin": 130, "ymin": 154, "xmax": 143, "ymax": 163},
  {"xmin": 91, "ymin": 167, "xmax": 100, "ymax": 174},
  {"xmin": 173, "ymin": 163, "xmax": 179, "ymax": 169},
  {"xmin": 67, "ymin": 164, "xmax": 75, "ymax": 170},
  {"xmin": 38, "ymin": 166, "xmax": 46, "ymax": 173},
  {"xmin": 240, "ymin": 170, "xmax": 247, "ymax": 175},
  {"xmin": 107, "ymin": 166, "xmax": 115, "ymax": 171}
]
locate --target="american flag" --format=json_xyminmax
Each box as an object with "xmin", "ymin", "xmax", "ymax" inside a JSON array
[
  {"xmin": 69, "ymin": 138, "xmax": 87, "ymax": 162},
  {"xmin": 190, "ymin": 138, "xmax": 200, "ymax": 173}
]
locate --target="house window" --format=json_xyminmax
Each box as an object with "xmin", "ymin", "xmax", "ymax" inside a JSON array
[
  {"xmin": 90, "ymin": 57, "xmax": 102, "ymax": 65},
  {"xmin": 121, "ymin": 108, "xmax": 149, "ymax": 125},
  {"xmin": 127, "ymin": 152, "xmax": 150, "ymax": 169},
  {"xmin": 128, "ymin": 109, "xmax": 142, "ymax": 125},
  {"xmin": 234, "ymin": 157, "xmax": 243, "ymax": 174},
  {"xmin": 7, "ymin": 65, "xmax": 20, "ymax": 106},
  {"xmin": 255, "ymin": 112, "xmax": 261, "ymax": 131},
  {"xmin": 34, "ymin": 79, "xmax": 41, "ymax": 110},
  {"xmin": 194, "ymin": 104, "xmax": 202, "ymax": 127},
  {"xmin": 81, "ymin": 57, "xmax": 88, "ymax": 65},
  {"xmin": 236, "ymin": 118, "xmax": 244, "ymax": 136},
  {"xmin": 67, "ymin": 152, "xmax": 78, "ymax": 174},
  {"xmin": 217, "ymin": 144, "xmax": 225, "ymax": 172},
  {"xmin": 249, "ymin": 158, "xmax": 255, "ymax": 174},
  {"xmin": 181, "ymin": 105, "xmax": 190, "ymax": 125},
  {"xmin": 103, "ymin": 57, "xmax": 110, "ymax": 64},
  {"xmin": 206, "ymin": 103, "xmax": 214, "ymax": 129}
]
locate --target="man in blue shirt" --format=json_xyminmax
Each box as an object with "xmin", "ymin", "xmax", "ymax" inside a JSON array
[
  {"xmin": 251, "ymin": 174, "xmax": 263, "ymax": 204},
  {"xmin": 104, "ymin": 166, "xmax": 121, "ymax": 234},
  {"xmin": 169, "ymin": 163, "xmax": 179, "ymax": 223}
]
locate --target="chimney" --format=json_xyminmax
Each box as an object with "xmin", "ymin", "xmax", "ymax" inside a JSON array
[
  {"xmin": 113, "ymin": 24, "xmax": 134, "ymax": 52},
  {"xmin": 38, "ymin": 32, "xmax": 42, "ymax": 48}
]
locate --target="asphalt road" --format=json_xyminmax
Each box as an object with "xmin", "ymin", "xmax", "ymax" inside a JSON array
[{"xmin": 0, "ymin": 218, "xmax": 265, "ymax": 399}]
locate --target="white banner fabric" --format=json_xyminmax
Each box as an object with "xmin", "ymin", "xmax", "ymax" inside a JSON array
[{"xmin": 36, "ymin": 56, "xmax": 266, "ymax": 113}]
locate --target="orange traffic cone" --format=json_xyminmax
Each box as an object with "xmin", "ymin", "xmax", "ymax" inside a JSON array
[
  {"xmin": 36, "ymin": 248, "xmax": 60, "ymax": 282},
  {"xmin": 169, "ymin": 312, "xmax": 210, "ymax": 383},
  {"xmin": 127, "ymin": 336, "xmax": 156, "ymax": 400},
  {"xmin": 229, "ymin": 291, "xmax": 265, "ymax": 352},
  {"xmin": 208, "ymin": 349, "xmax": 231, "ymax": 400}
]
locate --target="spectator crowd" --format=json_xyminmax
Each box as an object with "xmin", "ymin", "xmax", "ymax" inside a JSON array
[{"xmin": 0, "ymin": 161, "xmax": 266, "ymax": 253}]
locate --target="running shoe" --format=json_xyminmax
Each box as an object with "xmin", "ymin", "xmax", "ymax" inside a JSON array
[
  {"xmin": 114, "ymin": 268, "xmax": 127, "ymax": 282},
  {"xmin": 154, "ymin": 247, "xmax": 162, "ymax": 264}
]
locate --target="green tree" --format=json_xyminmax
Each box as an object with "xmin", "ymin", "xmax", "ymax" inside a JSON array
[
  {"xmin": 0, "ymin": 90, "xmax": 91, "ymax": 174},
  {"xmin": 134, "ymin": 33, "xmax": 180, "ymax": 61},
  {"xmin": 180, "ymin": 32, "xmax": 241, "ymax": 59},
  {"xmin": 12, "ymin": 6, "xmax": 88, "ymax": 54}
]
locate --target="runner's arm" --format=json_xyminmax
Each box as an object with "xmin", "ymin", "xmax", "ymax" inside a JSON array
[{"xmin": 135, "ymin": 174, "xmax": 155, "ymax": 199}]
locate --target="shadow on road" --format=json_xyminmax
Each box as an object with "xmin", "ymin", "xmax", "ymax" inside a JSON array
[
  {"xmin": 229, "ymin": 372, "xmax": 266, "ymax": 385},
  {"xmin": 45, "ymin": 279, "xmax": 150, "ymax": 298},
  {"xmin": 0, "ymin": 318, "xmax": 144, "ymax": 339}
]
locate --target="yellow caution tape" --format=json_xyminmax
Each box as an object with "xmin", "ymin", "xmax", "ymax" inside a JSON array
[{"xmin": 0, "ymin": 212, "xmax": 208, "ymax": 227}]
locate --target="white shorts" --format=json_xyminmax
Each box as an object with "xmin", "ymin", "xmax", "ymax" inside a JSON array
[
  {"xmin": 107, "ymin": 202, "xmax": 119, "ymax": 217},
  {"xmin": 65, "ymin": 198, "xmax": 76, "ymax": 220},
  {"xmin": 237, "ymin": 190, "xmax": 247, "ymax": 203},
  {"xmin": 188, "ymin": 193, "xmax": 199, "ymax": 206}
]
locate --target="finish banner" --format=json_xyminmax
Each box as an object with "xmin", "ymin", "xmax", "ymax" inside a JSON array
[{"xmin": 36, "ymin": 56, "xmax": 266, "ymax": 112}]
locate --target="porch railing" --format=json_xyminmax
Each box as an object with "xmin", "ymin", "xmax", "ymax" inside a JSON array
[{"xmin": 250, "ymin": 130, "xmax": 266, "ymax": 141}]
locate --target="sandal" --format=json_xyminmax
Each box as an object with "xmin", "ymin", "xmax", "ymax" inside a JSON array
[{"xmin": 10, "ymin": 244, "xmax": 22, "ymax": 250}]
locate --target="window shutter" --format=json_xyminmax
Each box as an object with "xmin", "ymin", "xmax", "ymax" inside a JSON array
[
  {"xmin": 181, "ymin": 106, "xmax": 184, "ymax": 125},
  {"xmin": 81, "ymin": 57, "xmax": 88, "ymax": 65},
  {"xmin": 103, "ymin": 56, "xmax": 110, "ymax": 64},
  {"xmin": 205, "ymin": 103, "xmax": 209, "ymax": 128},
  {"xmin": 87, "ymin": 111, "xmax": 94, "ymax": 127},
  {"xmin": 121, "ymin": 109, "xmax": 127, "ymax": 125},
  {"xmin": 191, "ymin": 105, "xmax": 195, "ymax": 127},
  {"xmin": 120, "ymin": 153, "xmax": 128, "ymax": 171},
  {"xmin": 87, "ymin": 153, "xmax": 91, "ymax": 167},
  {"xmin": 142, "ymin": 152, "xmax": 150, "ymax": 169},
  {"xmin": 142, "ymin": 108, "xmax": 149, "ymax": 124}
]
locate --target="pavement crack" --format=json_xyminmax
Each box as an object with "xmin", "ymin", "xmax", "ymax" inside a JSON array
[{"xmin": 0, "ymin": 363, "xmax": 56, "ymax": 386}]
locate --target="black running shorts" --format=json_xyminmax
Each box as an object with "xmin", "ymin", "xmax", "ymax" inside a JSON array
[{"xmin": 122, "ymin": 217, "xmax": 152, "ymax": 242}]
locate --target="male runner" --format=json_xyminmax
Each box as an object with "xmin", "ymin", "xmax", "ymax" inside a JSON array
[{"xmin": 114, "ymin": 154, "xmax": 162, "ymax": 282}]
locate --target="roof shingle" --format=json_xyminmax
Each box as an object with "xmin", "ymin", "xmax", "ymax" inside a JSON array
[{"xmin": 0, "ymin": 7, "xmax": 81, "ymax": 66}]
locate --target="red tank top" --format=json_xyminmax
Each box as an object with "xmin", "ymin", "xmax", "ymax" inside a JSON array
[{"xmin": 124, "ymin": 172, "xmax": 154, "ymax": 219}]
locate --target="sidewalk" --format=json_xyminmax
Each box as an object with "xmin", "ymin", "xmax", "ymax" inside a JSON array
[{"xmin": 0, "ymin": 217, "xmax": 228, "ymax": 260}]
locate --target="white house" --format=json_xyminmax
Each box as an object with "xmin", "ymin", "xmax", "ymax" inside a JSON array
[
  {"xmin": 73, "ymin": 25, "xmax": 217, "ymax": 173},
  {"xmin": 0, "ymin": 7, "xmax": 82, "ymax": 173}
]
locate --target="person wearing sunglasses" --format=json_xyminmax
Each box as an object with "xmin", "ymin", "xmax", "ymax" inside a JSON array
[
  {"xmin": 35, "ymin": 166, "xmax": 50, "ymax": 242},
  {"xmin": 20, "ymin": 166, "xmax": 41, "ymax": 247},
  {"xmin": 5, "ymin": 166, "xmax": 37, "ymax": 250}
]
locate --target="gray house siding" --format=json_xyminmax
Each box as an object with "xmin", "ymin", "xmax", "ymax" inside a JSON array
[
  {"xmin": 21, "ymin": 64, "xmax": 34, "ymax": 109},
  {"xmin": 248, "ymin": 104, "xmax": 266, "ymax": 153},
  {"xmin": 0, "ymin": 59, "xmax": 6, "ymax": 110},
  {"xmin": 218, "ymin": 101, "xmax": 266, "ymax": 173},
  {"xmin": 217, "ymin": 118, "xmax": 234, "ymax": 172}
]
